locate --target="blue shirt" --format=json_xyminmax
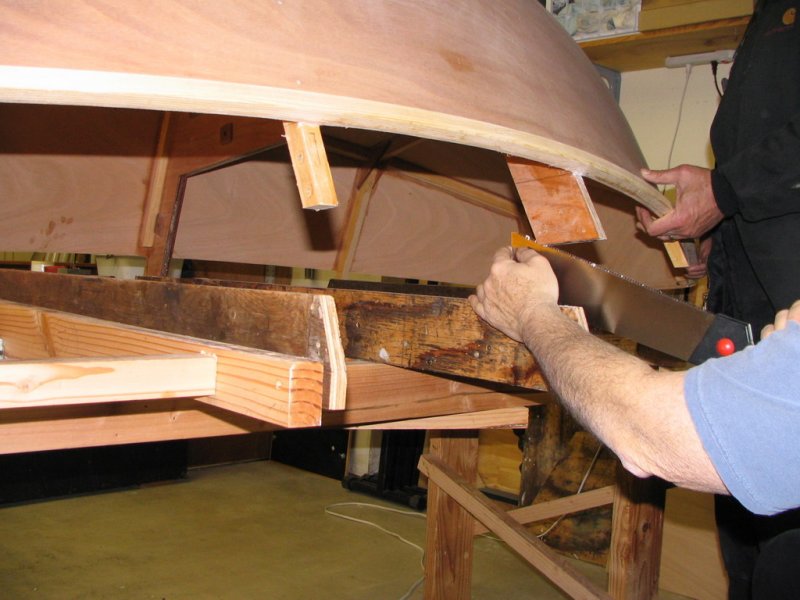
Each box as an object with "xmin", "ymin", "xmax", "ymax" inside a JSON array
[{"xmin": 685, "ymin": 321, "xmax": 800, "ymax": 516}]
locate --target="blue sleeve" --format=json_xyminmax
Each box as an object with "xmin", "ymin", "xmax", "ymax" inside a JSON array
[{"xmin": 685, "ymin": 321, "xmax": 800, "ymax": 516}]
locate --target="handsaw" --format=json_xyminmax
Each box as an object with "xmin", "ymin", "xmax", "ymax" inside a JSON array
[{"xmin": 511, "ymin": 233, "xmax": 752, "ymax": 364}]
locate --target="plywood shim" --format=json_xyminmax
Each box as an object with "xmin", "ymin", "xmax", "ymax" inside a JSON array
[{"xmin": 508, "ymin": 157, "xmax": 605, "ymax": 245}]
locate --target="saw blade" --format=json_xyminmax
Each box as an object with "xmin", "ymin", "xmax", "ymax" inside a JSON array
[{"xmin": 511, "ymin": 232, "xmax": 714, "ymax": 361}]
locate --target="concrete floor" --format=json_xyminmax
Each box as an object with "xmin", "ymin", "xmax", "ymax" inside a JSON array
[{"xmin": 0, "ymin": 460, "xmax": 664, "ymax": 599}]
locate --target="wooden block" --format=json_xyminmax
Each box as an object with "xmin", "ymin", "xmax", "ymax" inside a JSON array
[
  {"xmin": 283, "ymin": 121, "xmax": 339, "ymax": 210},
  {"xmin": 0, "ymin": 300, "xmax": 324, "ymax": 428},
  {"xmin": 507, "ymin": 157, "xmax": 606, "ymax": 245},
  {"xmin": 0, "ymin": 354, "xmax": 216, "ymax": 408}
]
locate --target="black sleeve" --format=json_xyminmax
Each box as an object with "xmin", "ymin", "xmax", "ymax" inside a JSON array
[{"xmin": 712, "ymin": 110, "xmax": 800, "ymax": 222}]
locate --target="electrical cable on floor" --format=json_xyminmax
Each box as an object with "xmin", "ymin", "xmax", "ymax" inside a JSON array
[
  {"xmin": 324, "ymin": 501, "xmax": 426, "ymax": 599},
  {"xmin": 664, "ymin": 63, "xmax": 693, "ymax": 178},
  {"xmin": 535, "ymin": 443, "xmax": 604, "ymax": 541}
]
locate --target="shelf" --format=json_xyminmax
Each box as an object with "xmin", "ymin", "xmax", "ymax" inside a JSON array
[{"xmin": 580, "ymin": 16, "xmax": 751, "ymax": 72}]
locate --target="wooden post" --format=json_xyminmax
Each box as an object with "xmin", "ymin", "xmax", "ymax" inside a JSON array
[
  {"xmin": 424, "ymin": 430, "xmax": 479, "ymax": 599},
  {"xmin": 608, "ymin": 464, "xmax": 667, "ymax": 599}
]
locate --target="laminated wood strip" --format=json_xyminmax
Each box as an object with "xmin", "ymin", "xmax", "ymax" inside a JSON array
[
  {"xmin": 0, "ymin": 354, "xmax": 216, "ymax": 409},
  {"xmin": 0, "ymin": 271, "xmax": 346, "ymax": 410},
  {"xmin": 0, "ymin": 300, "xmax": 324, "ymax": 428}
]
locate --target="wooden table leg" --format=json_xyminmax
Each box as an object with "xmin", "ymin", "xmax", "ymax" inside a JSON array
[
  {"xmin": 424, "ymin": 429, "xmax": 479, "ymax": 599},
  {"xmin": 608, "ymin": 464, "xmax": 667, "ymax": 599}
]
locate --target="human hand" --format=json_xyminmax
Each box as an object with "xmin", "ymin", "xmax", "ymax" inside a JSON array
[
  {"xmin": 636, "ymin": 165, "xmax": 723, "ymax": 240},
  {"xmin": 761, "ymin": 300, "xmax": 800, "ymax": 339},
  {"xmin": 469, "ymin": 246, "xmax": 559, "ymax": 342}
]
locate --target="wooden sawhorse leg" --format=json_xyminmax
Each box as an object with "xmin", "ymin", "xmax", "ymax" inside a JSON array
[
  {"xmin": 608, "ymin": 465, "xmax": 667, "ymax": 599},
  {"xmin": 423, "ymin": 430, "xmax": 479, "ymax": 599}
]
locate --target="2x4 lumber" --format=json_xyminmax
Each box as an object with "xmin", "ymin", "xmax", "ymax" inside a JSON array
[
  {"xmin": 0, "ymin": 270, "xmax": 346, "ymax": 410},
  {"xmin": 423, "ymin": 431, "xmax": 480, "ymax": 599},
  {"xmin": 607, "ymin": 465, "xmax": 666, "ymax": 600},
  {"xmin": 350, "ymin": 407, "xmax": 530, "ymax": 430},
  {"xmin": 0, "ymin": 354, "xmax": 216, "ymax": 409},
  {"xmin": 419, "ymin": 453, "xmax": 610, "ymax": 600},
  {"xmin": 472, "ymin": 485, "xmax": 616, "ymax": 536},
  {"xmin": 507, "ymin": 157, "xmax": 606, "ymax": 245},
  {"xmin": 324, "ymin": 361, "xmax": 540, "ymax": 427},
  {"xmin": 283, "ymin": 121, "xmax": 339, "ymax": 210},
  {"xmin": 142, "ymin": 113, "xmax": 287, "ymax": 276},
  {"xmin": 0, "ymin": 398, "xmax": 275, "ymax": 455},
  {"xmin": 0, "ymin": 300, "xmax": 324, "ymax": 428}
]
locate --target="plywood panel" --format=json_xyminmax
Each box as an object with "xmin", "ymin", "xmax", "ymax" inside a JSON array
[
  {"xmin": 0, "ymin": 104, "xmax": 160, "ymax": 255},
  {"xmin": 174, "ymin": 148, "xmax": 353, "ymax": 270},
  {"xmin": 350, "ymin": 173, "xmax": 518, "ymax": 285}
]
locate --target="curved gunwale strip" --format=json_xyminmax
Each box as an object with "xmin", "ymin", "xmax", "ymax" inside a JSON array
[
  {"xmin": 0, "ymin": 0, "xmax": 671, "ymax": 216},
  {"xmin": 0, "ymin": 65, "xmax": 670, "ymax": 217}
]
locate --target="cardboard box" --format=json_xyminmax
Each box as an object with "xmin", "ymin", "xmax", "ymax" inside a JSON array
[{"xmin": 639, "ymin": 0, "xmax": 753, "ymax": 31}]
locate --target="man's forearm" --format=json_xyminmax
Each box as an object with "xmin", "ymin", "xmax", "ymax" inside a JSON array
[{"xmin": 517, "ymin": 302, "xmax": 725, "ymax": 493}]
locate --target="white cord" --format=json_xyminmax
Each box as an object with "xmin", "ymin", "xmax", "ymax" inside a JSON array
[
  {"xmin": 536, "ymin": 443, "xmax": 604, "ymax": 540},
  {"xmin": 665, "ymin": 63, "xmax": 693, "ymax": 174},
  {"xmin": 324, "ymin": 501, "xmax": 426, "ymax": 599}
]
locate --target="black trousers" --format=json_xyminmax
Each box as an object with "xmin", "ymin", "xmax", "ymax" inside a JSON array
[{"xmin": 717, "ymin": 496, "xmax": 800, "ymax": 599}]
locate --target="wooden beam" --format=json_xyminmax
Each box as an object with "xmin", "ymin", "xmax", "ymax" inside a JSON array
[
  {"xmin": 507, "ymin": 157, "xmax": 605, "ymax": 245},
  {"xmin": 0, "ymin": 300, "xmax": 324, "ymax": 428},
  {"xmin": 283, "ymin": 121, "xmax": 338, "ymax": 210},
  {"xmin": 0, "ymin": 271, "xmax": 346, "ymax": 410},
  {"xmin": 0, "ymin": 354, "xmax": 216, "ymax": 409},
  {"xmin": 472, "ymin": 485, "xmax": 615, "ymax": 536},
  {"xmin": 419, "ymin": 453, "xmax": 610, "ymax": 600},
  {"xmin": 0, "ymin": 398, "xmax": 275, "ymax": 455}
]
